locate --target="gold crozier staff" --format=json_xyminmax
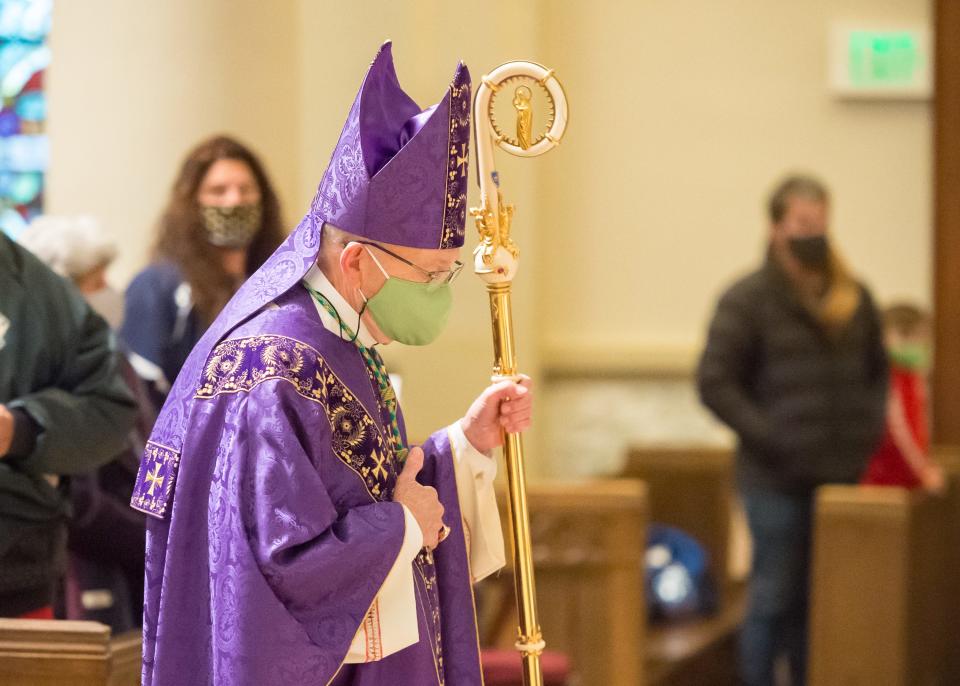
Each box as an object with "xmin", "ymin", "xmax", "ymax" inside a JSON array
[{"xmin": 470, "ymin": 61, "xmax": 568, "ymax": 686}]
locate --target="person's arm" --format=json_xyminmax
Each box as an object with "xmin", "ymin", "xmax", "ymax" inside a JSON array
[
  {"xmin": 697, "ymin": 286, "xmax": 778, "ymax": 458},
  {"xmin": 120, "ymin": 268, "xmax": 176, "ymax": 395},
  {"xmin": 5, "ymin": 289, "xmax": 137, "ymax": 475},
  {"xmin": 419, "ymin": 376, "xmax": 532, "ymax": 582},
  {"xmin": 0, "ymin": 404, "xmax": 39, "ymax": 460},
  {"xmin": 435, "ymin": 420, "xmax": 505, "ymax": 582},
  {"xmin": 885, "ymin": 387, "xmax": 943, "ymax": 492},
  {"xmin": 239, "ymin": 383, "xmax": 422, "ymax": 663}
]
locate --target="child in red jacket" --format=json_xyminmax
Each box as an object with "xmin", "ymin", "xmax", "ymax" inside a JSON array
[{"xmin": 862, "ymin": 304, "xmax": 944, "ymax": 492}]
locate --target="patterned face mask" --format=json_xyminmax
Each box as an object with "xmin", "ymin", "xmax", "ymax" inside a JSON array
[{"xmin": 199, "ymin": 203, "xmax": 262, "ymax": 248}]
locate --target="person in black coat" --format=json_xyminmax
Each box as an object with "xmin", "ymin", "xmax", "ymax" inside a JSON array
[
  {"xmin": 697, "ymin": 174, "xmax": 888, "ymax": 686},
  {"xmin": 20, "ymin": 215, "xmax": 155, "ymax": 630},
  {"xmin": 0, "ymin": 232, "xmax": 137, "ymax": 618}
]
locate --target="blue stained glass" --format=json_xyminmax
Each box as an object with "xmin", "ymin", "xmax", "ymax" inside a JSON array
[
  {"xmin": 0, "ymin": 205, "xmax": 27, "ymax": 238},
  {"xmin": 8, "ymin": 171, "xmax": 39, "ymax": 203},
  {"xmin": 0, "ymin": 0, "xmax": 50, "ymax": 43},
  {"xmin": 0, "ymin": 0, "xmax": 49, "ymax": 227},
  {"xmin": 0, "ymin": 41, "xmax": 31, "ymax": 76},
  {"xmin": 1, "ymin": 134, "xmax": 46, "ymax": 171},
  {"xmin": 15, "ymin": 89, "xmax": 42, "ymax": 120},
  {"xmin": 1, "ymin": 43, "xmax": 47, "ymax": 98},
  {"xmin": 0, "ymin": 108, "xmax": 18, "ymax": 136}
]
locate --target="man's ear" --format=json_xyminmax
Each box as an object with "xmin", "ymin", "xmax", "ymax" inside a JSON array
[{"xmin": 339, "ymin": 242, "xmax": 365, "ymax": 291}]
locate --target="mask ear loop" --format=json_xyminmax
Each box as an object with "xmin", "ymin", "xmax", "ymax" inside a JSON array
[
  {"xmin": 321, "ymin": 296, "xmax": 362, "ymax": 345},
  {"xmin": 352, "ymin": 288, "xmax": 370, "ymax": 344},
  {"xmin": 348, "ymin": 243, "xmax": 387, "ymax": 345},
  {"xmin": 325, "ymin": 242, "xmax": 374, "ymax": 345},
  {"xmin": 359, "ymin": 244, "xmax": 391, "ymax": 280}
]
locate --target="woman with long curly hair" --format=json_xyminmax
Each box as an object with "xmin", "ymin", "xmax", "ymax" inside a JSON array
[{"xmin": 121, "ymin": 135, "xmax": 285, "ymax": 401}]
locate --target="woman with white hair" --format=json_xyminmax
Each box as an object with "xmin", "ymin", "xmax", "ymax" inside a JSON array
[
  {"xmin": 18, "ymin": 215, "xmax": 150, "ymax": 632},
  {"xmin": 19, "ymin": 215, "xmax": 124, "ymax": 327}
]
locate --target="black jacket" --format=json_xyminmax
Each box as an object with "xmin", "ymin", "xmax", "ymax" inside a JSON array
[
  {"xmin": 0, "ymin": 233, "xmax": 137, "ymax": 615},
  {"xmin": 697, "ymin": 256, "xmax": 888, "ymax": 493}
]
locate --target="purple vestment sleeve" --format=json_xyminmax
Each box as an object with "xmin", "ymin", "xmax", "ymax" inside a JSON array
[
  {"xmin": 238, "ymin": 382, "xmax": 406, "ymax": 648},
  {"xmin": 329, "ymin": 426, "xmax": 487, "ymax": 686}
]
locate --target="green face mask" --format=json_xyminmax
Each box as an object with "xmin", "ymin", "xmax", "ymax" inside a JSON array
[
  {"xmin": 889, "ymin": 343, "xmax": 930, "ymax": 371},
  {"xmin": 360, "ymin": 248, "xmax": 453, "ymax": 346}
]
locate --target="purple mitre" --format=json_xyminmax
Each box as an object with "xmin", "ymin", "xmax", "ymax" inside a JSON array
[
  {"xmin": 311, "ymin": 41, "xmax": 472, "ymax": 250},
  {"xmin": 131, "ymin": 43, "xmax": 474, "ymax": 520}
]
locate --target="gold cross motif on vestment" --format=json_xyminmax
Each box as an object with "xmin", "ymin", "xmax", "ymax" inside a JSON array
[
  {"xmin": 145, "ymin": 463, "xmax": 165, "ymax": 497},
  {"xmin": 371, "ymin": 452, "xmax": 388, "ymax": 481},
  {"xmin": 456, "ymin": 143, "xmax": 468, "ymax": 177}
]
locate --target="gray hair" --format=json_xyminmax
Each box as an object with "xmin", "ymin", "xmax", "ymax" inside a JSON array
[
  {"xmin": 321, "ymin": 223, "xmax": 362, "ymax": 248},
  {"xmin": 18, "ymin": 215, "xmax": 117, "ymax": 279},
  {"xmin": 768, "ymin": 174, "xmax": 830, "ymax": 223}
]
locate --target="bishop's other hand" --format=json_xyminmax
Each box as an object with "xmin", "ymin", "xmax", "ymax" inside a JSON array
[
  {"xmin": 460, "ymin": 375, "xmax": 534, "ymax": 453},
  {"xmin": 393, "ymin": 446, "xmax": 445, "ymax": 550}
]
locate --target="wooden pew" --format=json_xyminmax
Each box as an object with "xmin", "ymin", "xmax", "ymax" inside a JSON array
[
  {"xmin": 933, "ymin": 446, "xmax": 960, "ymax": 682},
  {"xmin": 480, "ymin": 479, "xmax": 648, "ymax": 686},
  {"xmin": 622, "ymin": 446, "xmax": 743, "ymax": 686},
  {"xmin": 621, "ymin": 446, "xmax": 735, "ymax": 598},
  {"xmin": 0, "ymin": 619, "xmax": 140, "ymax": 686},
  {"xmin": 808, "ymin": 480, "xmax": 955, "ymax": 686}
]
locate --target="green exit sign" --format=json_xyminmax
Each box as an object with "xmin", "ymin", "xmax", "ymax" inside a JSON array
[
  {"xmin": 849, "ymin": 31, "xmax": 919, "ymax": 86},
  {"xmin": 830, "ymin": 26, "xmax": 931, "ymax": 99}
]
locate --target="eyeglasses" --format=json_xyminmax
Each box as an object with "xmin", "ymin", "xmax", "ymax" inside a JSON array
[{"xmin": 354, "ymin": 240, "xmax": 463, "ymax": 290}]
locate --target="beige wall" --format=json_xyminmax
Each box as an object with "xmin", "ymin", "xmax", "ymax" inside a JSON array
[
  {"xmin": 42, "ymin": 0, "xmax": 932, "ymax": 471},
  {"xmin": 538, "ymin": 0, "xmax": 932, "ymax": 374},
  {"xmin": 45, "ymin": 1, "xmax": 301, "ymax": 285}
]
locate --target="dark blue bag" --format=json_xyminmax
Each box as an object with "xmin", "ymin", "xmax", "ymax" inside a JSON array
[{"xmin": 645, "ymin": 523, "xmax": 718, "ymax": 621}]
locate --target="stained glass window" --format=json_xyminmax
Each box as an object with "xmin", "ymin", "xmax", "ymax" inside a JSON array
[{"xmin": 0, "ymin": 0, "xmax": 50, "ymax": 240}]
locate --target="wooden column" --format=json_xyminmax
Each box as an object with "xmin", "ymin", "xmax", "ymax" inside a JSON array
[{"xmin": 933, "ymin": 0, "xmax": 960, "ymax": 442}]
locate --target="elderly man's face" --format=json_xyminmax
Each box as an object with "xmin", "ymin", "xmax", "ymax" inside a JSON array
[
  {"xmin": 331, "ymin": 238, "xmax": 461, "ymax": 345},
  {"xmin": 359, "ymin": 243, "xmax": 461, "ymax": 289}
]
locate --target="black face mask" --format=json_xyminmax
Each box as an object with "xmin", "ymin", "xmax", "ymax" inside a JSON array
[{"xmin": 788, "ymin": 235, "xmax": 830, "ymax": 269}]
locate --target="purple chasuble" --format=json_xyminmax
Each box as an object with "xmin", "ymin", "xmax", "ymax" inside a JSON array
[{"xmin": 130, "ymin": 42, "xmax": 481, "ymax": 685}]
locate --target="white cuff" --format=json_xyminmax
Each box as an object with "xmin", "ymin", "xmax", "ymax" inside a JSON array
[
  {"xmin": 449, "ymin": 421, "xmax": 506, "ymax": 582},
  {"xmin": 398, "ymin": 504, "xmax": 424, "ymax": 557},
  {"xmin": 344, "ymin": 505, "xmax": 421, "ymax": 663},
  {"xmin": 127, "ymin": 351, "xmax": 171, "ymax": 392}
]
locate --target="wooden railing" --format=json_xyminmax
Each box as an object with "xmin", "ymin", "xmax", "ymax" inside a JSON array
[{"xmin": 0, "ymin": 619, "xmax": 140, "ymax": 686}]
